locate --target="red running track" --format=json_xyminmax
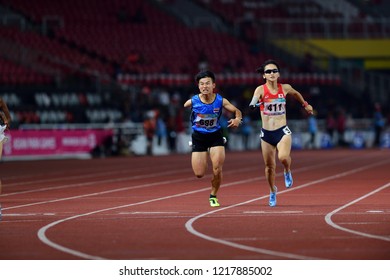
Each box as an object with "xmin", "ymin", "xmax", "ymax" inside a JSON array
[{"xmin": 0, "ymin": 149, "xmax": 389, "ymax": 260}]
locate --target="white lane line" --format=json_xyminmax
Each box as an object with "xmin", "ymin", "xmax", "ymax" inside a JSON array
[
  {"xmin": 37, "ymin": 187, "xmax": 218, "ymax": 260},
  {"xmin": 0, "ymin": 168, "xmax": 190, "ymax": 197},
  {"xmin": 185, "ymin": 158, "xmax": 390, "ymax": 260},
  {"xmin": 325, "ymin": 181, "xmax": 390, "ymax": 242},
  {"xmin": 4, "ymin": 213, "xmax": 57, "ymax": 216},
  {"xmin": 244, "ymin": 211, "xmax": 303, "ymax": 214},
  {"xmin": 4, "ymin": 176, "xmax": 199, "ymax": 210},
  {"xmin": 118, "ymin": 211, "xmax": 180, "ymax": 215},
  {"xmin": 1, "ymin": 151, "xmax": 365, "ymax": 198},
  {"xmin": 35, "ymin": 157, "xmax": 345, "ymax": 260},
  {"xmin": 36, "ymin": 156, "xmax": 389, "ymax": 259},
  {"xmin": 4, "ymin": 153, "xmax": 359, "ymax": 210},
  {"xmin": 1, "ymin": 164, "xmax": 174, "ymax": 186}
]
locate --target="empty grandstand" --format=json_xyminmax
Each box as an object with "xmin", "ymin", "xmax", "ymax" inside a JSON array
[{"xmin": 0, "ymin": 0, "xmax": 389, "ymax": 158}]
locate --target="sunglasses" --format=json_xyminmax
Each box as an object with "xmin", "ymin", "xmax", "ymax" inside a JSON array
[{"xmin": 264, "ymin": 69, "xmax": 279, "ymax": 74}]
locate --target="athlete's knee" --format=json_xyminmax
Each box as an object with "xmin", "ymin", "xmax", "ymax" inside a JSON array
[
  {"xmin": 193, "ymin": 168, "xmax": 206, "ymax": 178},
  {"xmin": 194, "ymin": 172, "xmax": 205, "ymax": 178},
  {"xmin": 212, "ymin": 165, "xmax": 222, "ymax": 175},
  {"xmin": 265, "ymin": 165, "xmax": 275, "ymax": 174},
  {"xmin": 278, "ymin": 154, "xmax": 290, "ymax": 163}
]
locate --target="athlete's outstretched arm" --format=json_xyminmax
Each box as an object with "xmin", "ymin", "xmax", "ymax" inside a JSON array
[{"xmin": 283, "ymin": 84, "xmax": 313, "ymax": 114}]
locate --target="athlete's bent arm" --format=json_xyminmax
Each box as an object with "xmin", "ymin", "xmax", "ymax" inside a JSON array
[
  {"xmin": 183, "ymin": 99, "xmax": 192, "ymax": 108},
  {"xmin": 222, "ymin": 98, "xmax": 242, "ymax": 128},
  {"xmin": 283, "ymin": 84, "xmax": 313, "ymax": 114}
]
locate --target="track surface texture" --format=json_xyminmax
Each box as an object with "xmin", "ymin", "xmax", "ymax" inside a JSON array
[{"xmin": 0, "ymin": 149, "xmax": 389, "ymax": 260}]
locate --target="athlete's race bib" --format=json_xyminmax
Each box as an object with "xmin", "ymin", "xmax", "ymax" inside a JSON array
[
  {"xmin": 263, "ymin": 99, "xmax": 286, "ymax": 116},
  {"xmin": 194, "ymin": 114, "xmax": 218, "ymax": 128}
]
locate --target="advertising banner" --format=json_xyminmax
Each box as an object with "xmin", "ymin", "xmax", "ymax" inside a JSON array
[{"xmin": 2, "ymin": 129, "xmax": 113, "ymax": 159}]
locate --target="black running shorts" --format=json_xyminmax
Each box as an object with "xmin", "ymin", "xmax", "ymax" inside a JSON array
[
  {"xmin": 260, "ymin": 126, "xmax": 292, "ymax": 147},
  {"xmin": 191, "ymin": 130, "xmax": 225, "ymax": 152}
]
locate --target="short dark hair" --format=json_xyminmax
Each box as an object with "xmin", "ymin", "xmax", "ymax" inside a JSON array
[
  {"xmin": 256, "ymin": 59, "xmax": 280, "ymax": 73},
  {"xmin": 195, "ymin": 70, "xmax": 215, "ymax": 83}
]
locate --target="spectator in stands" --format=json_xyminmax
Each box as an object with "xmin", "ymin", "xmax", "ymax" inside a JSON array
[
  {"xmin": 166, "ymin": 114, "xmax": 177, "ymax": 152},
  {"xmin": 143, "ymin": 110, "xmax": 156, "ymax": 156},
  {"xmin": 249, "ymin": 59, "xmax": 313, "ymax": 207},
  {"xmin": 326, "ymin": 111, "xmax": 336, "ymax": 144},
  {"xmin": 336, "ymin": 108, "xmax": 347, "ymax": 146},
  {"xmin": 184, "ymin": 70, "xmax": 242, "ymax": 207},
  {"xmin": 155, "ymin": 113, "xmax": 167, "ymax": 146},
  {"xmin": 373, "ymin": 102, "xmax": 385, "ymax": 147},
  {"xmin": 306, "ymin": 110, "xmax": 318, "ymax": 149},
  {"xmin": 241, "ymin": 112, "xmax": 253, "ymax": 150}
]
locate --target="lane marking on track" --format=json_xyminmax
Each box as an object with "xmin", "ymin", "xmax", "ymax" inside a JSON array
[
  {"xmin": 3, "ymin": 213, "xmax": 57, "ymax": 216},
  {"xmin": 118, "ymin": 211, "xmax": 180, "ymax": 215},
  {"xmin": 35, "ymin": 156, "xmax": 389, "ymax": 260},
  {"xmin": 35, "ymin": 156, "xmax": 351, "ymax": 260},
  {"xmin": 1, "ymin": 150, "xmax": 368, "ymax": 198},
  {"xmin": 0, "ymin": 168, "xmax": 191, "ymax": 197},
  {"xmin": 1, "ymin": 164, "xmax": 182, "ymax": 186},
  {"xmin": 3, "ymin": 177, "xmax": 201, "ymax": 210},
  {"xmin": 185, "ymin": 158, "xmax": 390, "ymax": 260},
  {"xmin": 3, "ymin": 153, "xmax": 361, "ymax": 210},
  {"xmin": 338, "ymin": 222, "xmax": 384, "ymax": 225},
  {"xmin": 325, "ymin": 181, "xmax": 390, "ymax": 242},
  {"xmin": 243, "ymin": 211, "xmax": 303, "ymax": 214}
]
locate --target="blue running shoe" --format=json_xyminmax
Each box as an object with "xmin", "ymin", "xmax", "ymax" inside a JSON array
[
  {"xmin": 284, "ymin": 171, "xmax": 293, "ymax": 188},
  {"xmin": 269, "ymin": 186, "xmax": 277, "ymax": 207}
]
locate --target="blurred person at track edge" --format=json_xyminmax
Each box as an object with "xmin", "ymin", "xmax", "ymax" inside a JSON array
[
  {"xmin": 0, "ymin": 97, "xmax": 11, "ymax": 218},
  {"xmin": 326, "ymin": 111, "xmax": 336, "ymax": 145},
  {"xmin": 336, "ymin": 108, "xmax": 347, "ymax": 146},
  {"xmin": 373, "ymin": 102, "xmax": 385, "ymax": 147},
  {"xmin": 143, "ymin": 110, "xmax": 156, "ymax": 156},
  {"xmin": 306, "ymin": 110, "xmax": 318, "ymax": 149},
  {"xmin": 184, "ymin": 70, "xmax": 242, "ymax": 207},
  {"xmin": 249, "ymin": 59, "xmax": 313, "ymax": 207},
  {"xmin": 0, "ymin": 97, "xmax": 11, "ymax": 162}
]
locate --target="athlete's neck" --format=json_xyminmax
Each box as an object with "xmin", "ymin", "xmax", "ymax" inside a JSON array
[
  {"xmin": 200, "ymin": 93, "xmax": 215, "ymax": 103},
  {"xmin": 266, "ymin": 81, "xmax": 278, "ymax": 91}
]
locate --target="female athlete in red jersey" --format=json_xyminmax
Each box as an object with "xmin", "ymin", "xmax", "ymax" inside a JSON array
[{"xmin": 249, "ymin": 60, "xmax": 313, "ymax": 207}]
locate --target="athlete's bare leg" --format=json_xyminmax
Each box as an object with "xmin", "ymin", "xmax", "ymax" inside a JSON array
[
  {"xmin": 209, "ymin": 146, "xmax": 225, "ymax": 196},
  {"xmin": 191, "ymin": 151, "xmax": 208, "ymax": 178},
  {"xmin": 261, "ymin": 140, "xmax": 277, "ymax": 193},
  {"xmin": 277, "ymin": 135, "xmax": 292, "ymax": 173}
]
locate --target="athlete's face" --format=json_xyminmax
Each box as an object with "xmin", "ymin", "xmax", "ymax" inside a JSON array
[
  {"xmin": 263, "ymin": 64, "xmax": 279, "ymax": 81},
  {"xmin": 198, "ymin": 77, "xmax": 215, "ymax": 95}
]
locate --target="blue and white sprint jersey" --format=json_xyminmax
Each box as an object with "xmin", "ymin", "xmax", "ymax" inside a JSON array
[{"xmin": 190, "ymin": 94, "xmax": 223, "ymax": 134}]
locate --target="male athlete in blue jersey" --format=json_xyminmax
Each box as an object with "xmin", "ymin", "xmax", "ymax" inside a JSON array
[{"xmin": 184, "ymin": 70, "xmax": 242, "ymax": 207}]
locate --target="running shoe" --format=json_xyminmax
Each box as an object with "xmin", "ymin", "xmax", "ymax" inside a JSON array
[
  {"xmin": 284, "ymin": 171, "xmax": 293, "ymax": 188},
  {"xmin": 209, "ymin": 197, "xmax": 220, "ymax": 207},
  {"xmin": 269, "ymin": 186, "xmax": 277, "ymax": 207}
]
